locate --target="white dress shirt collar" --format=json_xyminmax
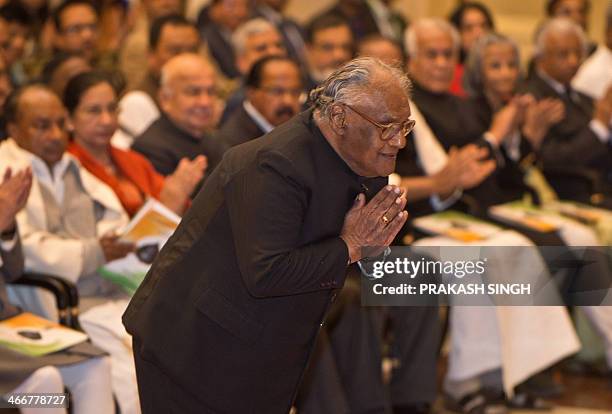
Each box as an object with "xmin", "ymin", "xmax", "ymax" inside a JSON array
[{"xmin": 243, "ymin": 100, "xmax": 274, "ymax": 134}]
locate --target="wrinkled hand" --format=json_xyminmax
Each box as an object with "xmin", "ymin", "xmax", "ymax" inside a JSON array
[
  {"xmin": 169, "ymin": 156, "xmax": 207, "ymax": 193},
  {"xmin": 523, "ymin": 98, "xmax": 565, "ymax": 149},
  {"xmin": 593, "ymin": 85, "xmax": 612, "ymax": 126},
  {"xmin": 340, "ymin": 185, "xmax": 408, "ymax": 263},
  {"xmin": 433, "ymin": 147, "xmax": 463, "ymax": 195},
  {"xmin": 456, "ymin": 145, "xmax": 496, "ymax": 189},
  {"xmin": 160, "ymin": 156, "xmax": 207, "ymax": 213},
  {"xmin": 487, "ymin": 100, "xmax": 521, "ymax": 145},
  {"xmin": 0, "ymin": 167, "xmax": 33, "ymax": 232},
  {"xmin": 434, "ymin": 145, "xmax": 494, "ymax": 194},
  {"xmin": 99, "ymin": 234, "xmax": 135, "ymax": 262}
]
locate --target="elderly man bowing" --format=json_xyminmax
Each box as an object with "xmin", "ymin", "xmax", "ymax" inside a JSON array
[{"xmin": 123, "ymin": 57, "xmax": 413, "ymax": 413}]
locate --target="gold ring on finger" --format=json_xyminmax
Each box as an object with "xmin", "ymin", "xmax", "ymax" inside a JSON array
[{"xmin": 382, "ymin": 215, "xmax": 390, "ymax": 224}]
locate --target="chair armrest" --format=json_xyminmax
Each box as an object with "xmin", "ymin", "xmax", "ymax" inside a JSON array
[{"xmin": 11, "ymin": 273, "xmax": 72, "ymax": 327}]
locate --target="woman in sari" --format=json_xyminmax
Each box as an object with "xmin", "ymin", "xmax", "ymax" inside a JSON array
[{"xmin": 64, "ymin": 71, "xmax": 206, "ymax": 216}]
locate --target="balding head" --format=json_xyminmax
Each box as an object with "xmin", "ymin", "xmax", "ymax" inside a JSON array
[
  {"xmin": 535, "ymin": 17, "xmax": 587, "ymax": 84},
  {"xmin": 6, "ymin": 85, "xmax": 68, "ymax": 168},
  {"xmin": 159, "ymin": 53, "xmax": 218, "ymax": 137},
  {"xmin": 405, "ymin": 18, "xmax": 460, "ymax": 93}
]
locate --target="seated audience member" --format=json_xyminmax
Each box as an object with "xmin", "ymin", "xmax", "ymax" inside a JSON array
[
  {"xmin": 0, "ymin": 56, "xmax": 13, "ymax": 140},
  {"xmin": 546, "ymin": 0, "xmax": 597, "ymax": 55},
  {"xmin": 254, "ymin": 0, "xmax": 308, "ymax": 71},
  {"xmin": 305, "ymin": 13, "xmax": 354, "ymax": 91},
  {"xmin": 0, "ymin": 1, "xmax": 30, "ymax": 85},
  {"xmin": 51, "ymin": 0, "xmax": 100, "ymax": 64},
  {"xmin": 0, "ymin": 84, "xmax": 142, "ymax": 414},
  {"xmin": 0, "ymin": 167, "xmax": 114, "ymax": 414},
  {"xmin": 196, "ymin": 0, "xmax": 251, "ymax": 79},
  {"xmin": 447, "ymin": 1, "xmax": 495, "ymax": 97},
  {"xmin": 402, "ymin": 18, "xmax": 606, "ymax": 246},
  {"xmin": 220, "ymin": 17, "xmax": 287, "ymax": 122},
  {"xmin": 132, "ymin": 53, "xmax": 227, "ymax": 176},
  {"xmin": 572, "ymin": 3, "xmax": 612, "ymax": 100},
  {"xmin": 400, "ymin": 21, "xmax": 612, "ymax": 411},
  {"xmin": 119, "ymin": 0, "xmax": 182, "ymax": 90},
  {"xmin": 357, "ymin": 34, "xmax": 405, "ymax": 67},
  {"xmin": 464, "ymin": 33, "xmax": 565, "ymax": 201},
  {"xmin": 40, "ymin": 52, "xmax": 92, "ymax": 98},
  {"xmin": 217, "ymin": 55, "xmax": 302, "ymax": 147},
  {"xmin": 65, "ymin": 71, "xmax": 206, "ymax": 216},
  {"xmin": 316, "ymin": 0, "xmax": 406, "ymax": 43},
  {"xmin": 523, "ymin": 18, "xmax": 612, "ymax": 205},
  {"xmin": 112, "ymin": 14, "xmax": 201, "ymax": 149},
  {"xmin": 399, "ymin": 18, "xmax": 502, "ymax": 219}
]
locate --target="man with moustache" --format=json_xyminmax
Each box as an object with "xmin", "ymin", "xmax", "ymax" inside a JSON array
[
  {"xmin": 217, "ymin": 55, "xmax": 302, "ymax": 147},
  {"xmin": 305, "ymin": 13, "xmax": 354, "ymax": 91},
  {"xmin": 123, "ymin": 57, "xmax": 413, "ymax": 413}
]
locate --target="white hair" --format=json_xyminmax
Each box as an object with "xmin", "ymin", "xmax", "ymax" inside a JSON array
[
  {"xmin": 309, "ymin": 57, "xmax": 411, "ymax": 119},
  {"xmin": 464, "ymin": 32, "xmax": 520, "ymax": 95},
  {"xmin": 404, "ymin": 18, "xmax": 460, "ymax": 59},
  {"xmin": 534, "ymin": 17, "xmax": 588, "ymax": 57},
  {"xmin": 232, "ymin": 18, "xmax": 278, "ymax": 57},
  {"xmin": 159, "ymin": 53, "xmax": 212, "ymax": 90}
]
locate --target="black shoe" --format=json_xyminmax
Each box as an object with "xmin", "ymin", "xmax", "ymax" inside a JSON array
[
  {"xmin": 392, "ymin": 402, "xmax": 431, "ymax": 414},
  {"xmin": 516, "ymin": 370, "xmax": 565, "ymax": 399},
  {"xmin": 444, "ymin": 389, "xmax": 508, "ymax": 414},
  {"xmin": 506, "ymin": 392, "xmax": 554, "ymax": 411},
  {"xmin": 562, "ymin": 357, "xmax": 610, "ymax": 378}
]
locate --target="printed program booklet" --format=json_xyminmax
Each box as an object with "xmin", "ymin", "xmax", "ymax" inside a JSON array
[
  {"xmin": 99, "ymin": 199, "xmax": 180, "ymax": 295},
  {"xmin": 488, "ymin": 201, "xmax": 560, "ymax": 233},
  {"xmin": 412, "ymin": 211, "xmax": 502, "ymax": 242},
  {"xmin": 0, "ymin": 312, "xmax": 88, "ymax": 357}
]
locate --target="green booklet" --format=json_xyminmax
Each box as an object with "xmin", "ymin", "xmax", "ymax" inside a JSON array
[{"xmin": 99, "ymin": 198, "xmax": 181, "ymax": 295}]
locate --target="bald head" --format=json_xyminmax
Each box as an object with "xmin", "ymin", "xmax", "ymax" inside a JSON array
[
  {"xmin": 158, "ymin": 53, "xmax": 218, "ymax": 137},
  {"xmin": 6, "ymin": 85, "xmax": 68, "ymax": 168},
  {"xmin": 160, "ymin": 53, "xmax": 215, "ymax": 89}
]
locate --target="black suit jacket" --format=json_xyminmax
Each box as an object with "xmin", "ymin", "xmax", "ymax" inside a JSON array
[
  {"xmin": 1, "ymin": 235, "xmax": 23, "ymax": 320},
  {"xmin": 216, "ymin": 104, "xmax": 265, "ymax": 148},
  {"xmin": 397, "ymin": 83, "xmax": 509, "ymax": 218},
  {"xmin": 197, "ymin": 7, "xmax": 240, "ymax": 79},
  {"xmin": 123, "ymin": 109, "xmax": 386, "ymax": 413},
  {"xmin": 132, "ymin": 114, "xmax": 227, "ymax": 177},
  {"xmin": 522, "ymin": 73, "xmax": 611, "ymax": 177},
  {"xmin": 254, "ymin": 5, "xmax": 308, "ymax": 72}
]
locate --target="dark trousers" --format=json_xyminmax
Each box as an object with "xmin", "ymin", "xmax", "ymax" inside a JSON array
[{"xmin": 132, "ymin": 339, "xmax": 218, "ymax": 414}]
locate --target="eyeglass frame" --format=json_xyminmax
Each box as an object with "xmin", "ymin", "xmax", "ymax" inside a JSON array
[{"xmin": 341, "ymin": 103, "xmax": 415, "ymax": 141}]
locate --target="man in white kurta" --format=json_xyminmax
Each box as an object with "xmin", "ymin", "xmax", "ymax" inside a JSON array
[{"xmin": 0, "ymin": 84, "xmax": 140, "ymax": 414}]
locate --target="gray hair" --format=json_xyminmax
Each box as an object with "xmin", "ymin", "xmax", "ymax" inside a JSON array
[
  {"xmin": 464, "ymin": 32, "xmax": 520, "ymax": 96},
  {"xmin": 309, "ymin": 57, "xmax": 411, "ymax": 119},
  {"xmin": 534, "ymin": 17, "xmax": 588, "ymax": 57},
  {"xmin": 232, "ymin": 18, "xmax": 278, "ymax": 57},
  {"xmin": 404, "ymin": 18, "xmax": 460, "ymax": 59}
]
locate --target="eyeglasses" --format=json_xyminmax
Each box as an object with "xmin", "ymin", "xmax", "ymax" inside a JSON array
[
  {"xmin": 62, "ymin": 23, "xmax": 97, "ymax": 35},
  {"xmin": 342, "ymin": 103, "xmax": 415, "ymax": 141}
]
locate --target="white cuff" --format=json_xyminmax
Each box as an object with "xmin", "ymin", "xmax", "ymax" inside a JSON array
[
  {"xmin": 0, "ymin": 233, "xmax": 18, "ymax": 252},
  {"xmin": 590, "ymin": 119, "xmax": 610, "ymax": 144},
  {"xmin": 430, "ymin": 188, "xmax": 463, "ymax": 211}
]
